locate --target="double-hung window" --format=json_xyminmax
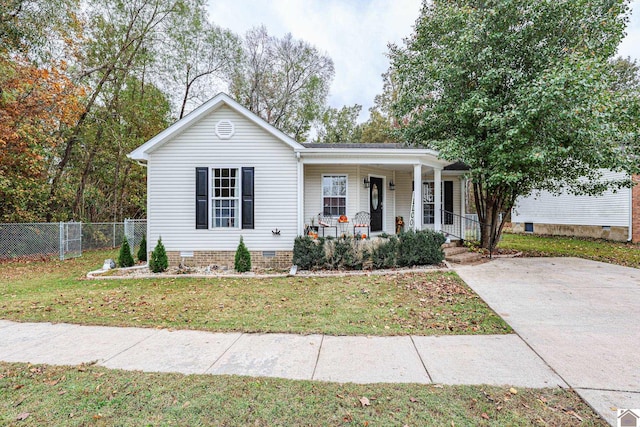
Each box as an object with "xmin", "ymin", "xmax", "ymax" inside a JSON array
[
  {"xmin": 322, "ymin": 175, "xmax": 347, "ymax": 216},
  {"xmin": 423, "ymin": 181, "xmax": 454, "ymax": 225},
  {"xmin": 212, "ymin": 168, "xmax": 239, "ymax": 227}
]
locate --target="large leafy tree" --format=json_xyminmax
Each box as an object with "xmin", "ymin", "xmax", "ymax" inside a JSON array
[
  {"xmin": 390, "ymin": 0, "xmax": 640, "ymax": 249},
  {"xmin": 230, "ymin": 26, "xmax": 335, "ymax": 141},
  {"xmin": 314, "ymin": 104, "xmax": 362, "ymax": 144}
]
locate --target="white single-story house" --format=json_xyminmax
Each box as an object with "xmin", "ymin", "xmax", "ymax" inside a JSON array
[
  {"xmin": 128, "ymin": 93, "xmax": 471, "ymax": 268},
  {"xmin": 511, "ymin": 171, "xmax": 640, "ymax": 242}
]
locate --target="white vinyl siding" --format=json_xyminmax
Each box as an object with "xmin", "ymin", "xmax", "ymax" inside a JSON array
[
  {"xmin": 147, "ymin": 105, "xmax": 298, "ymax": 252},
  {"xmin": 512, "ymin": 171, "xmax": 631, "ymax": 227}
]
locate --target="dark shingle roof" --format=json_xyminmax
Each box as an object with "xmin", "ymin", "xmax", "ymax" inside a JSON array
[{"xmin": 301, "ymin": 142, "xmax": 417, "ymax": 149}]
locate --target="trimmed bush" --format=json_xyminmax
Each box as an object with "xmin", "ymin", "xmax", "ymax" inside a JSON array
[
  {"xmin": 293, "ymin": 236, "xmax": 325, "ymax": 270},
  {"xmin": 371, "ymin": 235, "xmax": 399, "ymax": 269},
  {"xmin": 397, "ymin": 229, "xmax": 446, "ymax": 267},
  {"xmin": 325, "ymin": 236, "xmax": 367, "ymax": 270},
  {"xmin": 117, "ymin": 238, "xmax": 134, "ymax": 267},
  {"xmin": 137, "ymin": 234, "xmax": 147, "ymax": 262},
  {"xmin": 234, "ymin": 236, "xmax": 252, "ymax": 272},
  {"xmin": 149, "ymin": 237, "xmax": 168, "ymax": 273}
]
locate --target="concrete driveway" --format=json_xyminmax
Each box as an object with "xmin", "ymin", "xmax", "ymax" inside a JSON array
[{"xmin": 454, "ymin": 257, "xmax": 640, "ymax": 426}]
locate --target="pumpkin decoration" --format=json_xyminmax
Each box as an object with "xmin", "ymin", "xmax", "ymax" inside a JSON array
[{"xmin": 338, "ymin": 215, "xmax": 348, "ymax": 223}]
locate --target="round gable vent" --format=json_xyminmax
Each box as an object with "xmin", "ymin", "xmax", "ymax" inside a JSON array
[{"xmin": 215, "ymin": 119, "xmax": 235, "ymax": 139}]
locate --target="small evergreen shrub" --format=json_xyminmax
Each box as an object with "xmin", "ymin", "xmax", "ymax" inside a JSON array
[
  {"xmin": 325, "ymin": 236, "xmax": 367, "ymax": 270},
  {"xmin": 149, "ymin": 237, "xmax": 168, "ymax": 273},
  {"xmin": 371, "ymin": 235, "xmax": 399, "ymax": 269},
  {"xmin": 397, "ymin": 229, "xmax": 446, "ymax": 266},
  {"xmin": 137, "ymin": 234, "xmax": 147, "ymax": 262},
  {"xmin": 234, "ymin": 236, "xmax": 252, "ymax": 272},
  {"xmin": 293, "ymin": 236, "xmax": 325, "ymax": 270},
  {"xmin": 117, "ymin": 238, "xmax": 134, "ymax": 267}
]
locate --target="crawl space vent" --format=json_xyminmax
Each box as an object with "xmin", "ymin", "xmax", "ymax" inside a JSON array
[{"xmin": 215, "ymin": 119, "xmax": 235, "ymax": 139}]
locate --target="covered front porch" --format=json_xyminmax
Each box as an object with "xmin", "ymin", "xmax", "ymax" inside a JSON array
[{"xmin": 295, "ymin": 143, "xmax": 473, "ymax": 240}]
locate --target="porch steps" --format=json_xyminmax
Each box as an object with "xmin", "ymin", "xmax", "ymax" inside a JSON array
[{"xmin": 442, "ymin": 242, "xmax": 484, "ymax": 265}]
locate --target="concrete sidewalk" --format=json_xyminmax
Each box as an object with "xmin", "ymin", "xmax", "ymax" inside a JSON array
[
  {"xmin": 454, "ymin": 257, "xmax": 640, "ymax": 427},
  {"xmin": 0, "ymin": 320, "xmax": 564, "ymax": 387}
]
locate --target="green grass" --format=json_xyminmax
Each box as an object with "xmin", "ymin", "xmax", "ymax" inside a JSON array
[
  {"xmin": 0, "ymin": 362, "xmax": 605, "ymax": 426},
  {"xmin": 499, "ymin": 233, "xmax": 640, "ymax": 268},
  {"xmin": 0, "ymin": 250, "xmax": 510, "ymax": 336}
]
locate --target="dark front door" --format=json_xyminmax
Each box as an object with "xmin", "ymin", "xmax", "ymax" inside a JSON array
[{"xmin": 370, "ymin": 177, "xmax": 383, "ymax": 232}]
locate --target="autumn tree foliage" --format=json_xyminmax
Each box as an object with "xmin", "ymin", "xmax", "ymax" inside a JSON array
[{"xmin": 0, "ymin": 58, "xmax": 85, "ymax": 221}]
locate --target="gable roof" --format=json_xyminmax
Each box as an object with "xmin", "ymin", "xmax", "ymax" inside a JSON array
[{"xmin": 128, "ymin": 92, "xmax": 304, "ymax": 161}]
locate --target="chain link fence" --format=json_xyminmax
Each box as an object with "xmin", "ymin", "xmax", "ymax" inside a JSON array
[{"xmin": 0, "ymin": 219, "xmax": 147, "ymax": 261}]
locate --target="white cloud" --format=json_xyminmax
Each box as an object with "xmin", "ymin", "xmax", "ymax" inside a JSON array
[{"xmin": 207, "ymin": 0, "xmax": 640, "ymax": 123}]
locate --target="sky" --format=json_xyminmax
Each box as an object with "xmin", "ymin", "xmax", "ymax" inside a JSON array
[{"xmin": 208, "ymin": 0, "xmax": 640, "ymax": 123}]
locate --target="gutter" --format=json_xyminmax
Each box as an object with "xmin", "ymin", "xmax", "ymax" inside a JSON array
[{"xmin": 629, "ymin": 183, "xmax": 634, "ymax": 242}]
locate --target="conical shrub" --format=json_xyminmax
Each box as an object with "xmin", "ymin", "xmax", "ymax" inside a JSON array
[
  {"xmin": 137, "ymin": 234, "xmax": 147, "ymax": 262},
  {"xmin": 234, "ymin": 236, "xmax": 251, "ymax": 272},
  {"xmin": 149, "ymin": 237, "xmax": 168, "ymax": 273},
  {"xmin": 117, "ymin": 238, "xmax": 134, "ymax": 267}
]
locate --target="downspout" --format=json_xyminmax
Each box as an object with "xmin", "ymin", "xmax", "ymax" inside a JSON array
[{"xmin": 628, "ymin": 183, "xmax": 633, "ymax": 242}]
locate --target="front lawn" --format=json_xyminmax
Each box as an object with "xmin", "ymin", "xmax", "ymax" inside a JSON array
[
  {"xmin": 0, "ymin": 362, "xmax": 605, "ymax": 426},
  {"xmin": 0, "ymin": 250, "xmax": 509, "ymax": 336},
  {"xmin": 498, "ymin": 233, "xmax": 640, "ymax": 268}
]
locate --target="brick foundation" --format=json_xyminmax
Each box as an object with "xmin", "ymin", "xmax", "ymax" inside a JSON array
[
  {"xmin": 166, "ymin": 250, "xmax": 293, "ymax": 270},
  {"xmin": 511, "ymin": 223, "xmax": 629, "ymax": 242}
]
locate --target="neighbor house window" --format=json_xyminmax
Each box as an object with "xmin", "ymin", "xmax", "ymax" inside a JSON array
[
  {"xmin": 322, "ymin": 175, "xmax": 347, "ymax": 216},
  {"xmin": 423, "ymin": 181, "xmax": 454, "ymax": 225},
  {"xmin": 212, "ymin": 168, "xmax": 239, "ymax": 227}
]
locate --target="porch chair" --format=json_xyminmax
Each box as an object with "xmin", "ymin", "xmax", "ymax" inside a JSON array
[
  {"xmin": 353, "ymin": 211, "xmax": 370, "ymax": 238},
  {"xmin": 317, "ymin": 213, "xmax": 338, "ymax": 238}
]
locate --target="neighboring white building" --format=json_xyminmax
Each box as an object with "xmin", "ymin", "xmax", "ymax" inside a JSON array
[
  {"xmin": 128, "ymin": 93, "xmax": 470, "ymax": 268},
  {"xmin": 511, "ymin": 170, "xmax": 638, "ymax": 242}
]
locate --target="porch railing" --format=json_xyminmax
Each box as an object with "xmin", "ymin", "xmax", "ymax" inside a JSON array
[{"xmin": 440, "ymin": 210, "xmax": 482, "ymax": 242}]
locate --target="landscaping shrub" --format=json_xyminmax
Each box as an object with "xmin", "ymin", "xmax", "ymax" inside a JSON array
[
  {"xmin": 325, "ymin": 236, "xmax": 368, "ymax": 270},
  {"xmin": 397, "ymin": 229, "xmax": 446, "ymax": 267},
  {"xmin": 293, "ymin": 236, "xmax": 325, "ymax": 270},
  {"xmin": 234, "ymin": 236, "xmax": 252, "ymax": 272},
  {"xmin": 117, "ymin": 238, "xmax": 134, "ymax": 267},
  {"xmin": 371, "ymin": 235, "xmax": 399, "ymax": 269},
  {"xmin": 137, "ymin": 234, "xmax": 147, "ymax": 262},
  {"xmin": 149, "ymin": 237, "xmax": 168, "ymax": 273}
]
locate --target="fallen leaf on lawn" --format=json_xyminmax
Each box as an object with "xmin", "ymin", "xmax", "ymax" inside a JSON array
[
  {"xmin": 14, "ymin": 396, "xmax": 25, "ymax": 407},
  {"xmin": 432, "ymin": 384, "xmax": 443, "ymax": 388},
  {"xmin": 336, "ymin": 394, "xmax": 344, "ymax": 399},
  {"xmin": 93, "ymin": 413, "xmax": 103, "ymax": 420},
  {"xmin": 58, "ymin": 390, "xmax": 66, "ymax": 395},
  {"xmin": 567, "ymin": 410, "xmax": 583, "ymax": 422},
  {"xmin": 13, "ymin": 384, "xmax": 24, "ymax": 390},
  {"xmin": 409, "ymin": 397, "xmax": 418, "ymax": 403},
  {"xmin": 509, "ymin": 387, "xmax": 518, "ymax": 395},
  {"xmin": 45, "ymin": 379, "xmax": 59, "ymax": 386},
  {"xmin": 182, "ymin": 401, "xmax": 190, "ymax": 408},
  {"xmin": 481, "ymin": 413, "xmax": 489, "ymax": 420},
  {"xmin": 359, "ymin": 397, "xmax": 370, "ymax": 407},
  {"xmin": 16, "ymin": 412, "xmax": 29, "ymax": 421}
]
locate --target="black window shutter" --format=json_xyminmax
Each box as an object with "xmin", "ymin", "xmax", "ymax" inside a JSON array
[
  {"xmin": 195, "ymin": 167, "xmax": 208, "ymax": 229},
  {"xmin": 242, "ymin": 167, "xmax": 254, "ymax": 229},
  {"xmin": 443, "ymin": 181, "xmax": 454, "ymax": 225}
]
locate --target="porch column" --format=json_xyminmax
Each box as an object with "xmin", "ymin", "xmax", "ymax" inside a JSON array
[
  {"xmin": 297, "ymin": 157, "xmax": 304, "ymax": 236},
  {"xmin": 460, "ymin": 178, "xmax": 466, "ymax": 218},
  {"xmin": 413, "ymin": 164, "xmax": 423, "ymax": 230},
  {"xmin": 434, "ymin": 167, "xmax": 442, "ymax": 232}
]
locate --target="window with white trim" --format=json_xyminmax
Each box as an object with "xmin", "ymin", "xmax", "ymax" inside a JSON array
[
  {"xmin": 212, "ymin": 168, "xmax": 239, "ymax": 227},
  {"xmin": 322, "ymin": 175, "xmax": 347, "ymax": 216},
  {"xmin": 423, "ymin": 182, "xmax": 436, "ymax": 224}
]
